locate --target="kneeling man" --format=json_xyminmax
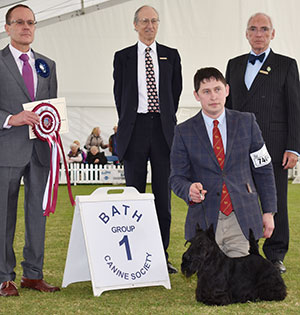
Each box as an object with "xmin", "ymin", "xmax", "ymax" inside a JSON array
[{"xmin": 169, "ymin": 67, "xmax": 277, "ymax": 257}]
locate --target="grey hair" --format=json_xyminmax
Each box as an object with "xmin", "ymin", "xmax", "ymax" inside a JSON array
[
  {"xmin": 247, "ymin": 12, "xmax": 273, "ymax": 30},
  {"xmin": 133, "ymin": 5, "xmax": 159, "ymax": 24}
]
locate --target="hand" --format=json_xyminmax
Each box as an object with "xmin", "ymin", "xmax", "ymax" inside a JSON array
[
  {"xmin": 8, "ymin": 110, "xmax": 40, "ymax": 127},
  {"xmin": 282, "ymin": 151, "xmax": 298, "ymax": 169},
  {"xmin": 189, "ymin": 182, "xmax": 207, "ymax": 203},
  {"xmin": 262, "ymin": 213, "xmax": 275, "ymax": 238},
  {"xmin": 94, "ymin": 159, "xmax": 99, "ymax": 163}
]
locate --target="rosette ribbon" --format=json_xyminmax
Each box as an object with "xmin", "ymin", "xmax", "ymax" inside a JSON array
[{"xmin": 32, "ymin": 102, "xmax": 75, "ymax": 216}]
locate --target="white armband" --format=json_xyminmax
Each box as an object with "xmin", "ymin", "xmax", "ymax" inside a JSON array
[{"xmin": 250, "ymin": 144, "xmax": 271, "ymax": 168}]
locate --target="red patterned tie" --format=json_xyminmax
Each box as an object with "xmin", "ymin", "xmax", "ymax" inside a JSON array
[
  {"xmin": 19, "ymin": 53, "xmax": 35, "ymax": 101},
  {"xmin": 145, "ymin": 47, "xmax": 160, "ymax": 113},
  {"xmin": 213, "ymin": 120, "xmax": 233, "ymax": 216}
]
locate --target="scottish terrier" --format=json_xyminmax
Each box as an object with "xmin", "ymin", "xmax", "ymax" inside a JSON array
[{"xmin": 181, "ymin": 225, "xmax": 287, "ymax": 305}]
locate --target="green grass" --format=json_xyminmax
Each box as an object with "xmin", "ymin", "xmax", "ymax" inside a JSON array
[{"xmin": 1, "ymin": 182, "xmax": 300, "ymax": 314}]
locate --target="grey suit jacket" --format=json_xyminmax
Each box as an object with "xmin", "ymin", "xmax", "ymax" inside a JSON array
[
  {"xmin": 0, "ymin": 45, "xmax": 57, "ymax": 167},
  {"xmin": 169, "ymin": 109, "xmax": 277, "ymax": 241},
  {"xmin": 225, "ymin": 49, "xmax": 300, "ymax": 164}
]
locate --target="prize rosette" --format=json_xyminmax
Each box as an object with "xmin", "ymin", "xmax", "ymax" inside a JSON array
[{"xmin": 32, "ymin": 103, "xmax": 75, "ymax": 216}]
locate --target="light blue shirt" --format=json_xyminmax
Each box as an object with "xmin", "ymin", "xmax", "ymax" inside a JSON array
[
  {"xmin": 201, "ymin": 110, "xmax": 227, "ymax": 153},
  {"xmin": 244, "ymin": 47, "xmax": 270, "ymax": 90}
]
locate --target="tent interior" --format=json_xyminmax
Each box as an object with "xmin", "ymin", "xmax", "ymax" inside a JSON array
[{"xmin": 1, "ymin": 0, "xmax": 300, "ymax": 154}]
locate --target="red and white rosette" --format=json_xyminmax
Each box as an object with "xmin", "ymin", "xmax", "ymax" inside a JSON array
[{"xmin": 32, "ymin": 102, "xmax": 75, "ymax": 216}]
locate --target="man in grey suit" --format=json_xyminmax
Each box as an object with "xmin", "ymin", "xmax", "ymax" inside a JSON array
[
  {"xmin": 0, "ymin": 4, "xmax": 60, "ymax": 297},
  {"xmin": 170, "ymin": 67, "xmax": 277, "ymax": 258},
  {"xmin": 225, "ymin": 13, "xmax": 300, "ymax": 273},
  {"xmin": 113, "ymin": 5, "xmax": 182, "ymax": 273}
]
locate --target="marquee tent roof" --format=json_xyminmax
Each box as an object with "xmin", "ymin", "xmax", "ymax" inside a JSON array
[{"xmin": 0, "ymin": 0, "xmax": 130, "ymax": 38}]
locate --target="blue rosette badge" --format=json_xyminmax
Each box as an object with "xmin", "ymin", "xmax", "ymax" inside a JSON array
[{"xmin": 35, "ymin": 58, "xmax": 50, "ymax": 78}]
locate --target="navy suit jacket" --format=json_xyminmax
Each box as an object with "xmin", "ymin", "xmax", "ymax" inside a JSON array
[
  {"xmin": 225, "ymin": 49, "xmax": 300, "ymax": 163},
  {"xmin": 169, "ymin": 109, "xmax": 277, "ymax": 241},
  {"xmin": 113, "ymin": 42, "xmax": 182, "ymax": 160}
]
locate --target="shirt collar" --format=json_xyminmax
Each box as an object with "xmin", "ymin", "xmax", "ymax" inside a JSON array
[
  {"xmin": 138, "ymin": 40, "xmax": 157, "ymax": 55},
  {"xmin": 250, "ymin": 47, "xmax": 270, "ymax": 59},
  {"xmin": 9, "ymin": 44, "xmax": 34, "ymax": 61},
  {"xmin": 202, "ymin": 109, "xmax": 226, "ymax": 127}
]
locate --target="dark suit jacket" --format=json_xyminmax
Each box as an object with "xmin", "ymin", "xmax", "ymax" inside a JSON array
[
  {"xmin": 0, "ymin": 45, "xmax": 57, "ymax": 167},
  {"xmin": 225, "ymin": 49, "xmax": 300, "ymax": 163},
  {"xmin": 169, "ymin": 109, "xmax": 277, "ymax": 241},
  {"xmin": 113, "ymin": 42, "xmax": 182, "ymax": 160}
]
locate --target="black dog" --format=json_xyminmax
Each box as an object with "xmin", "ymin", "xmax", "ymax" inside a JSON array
[{"xmin": 181, "ymin": 225, "xmax": 287, "ymax": 305}]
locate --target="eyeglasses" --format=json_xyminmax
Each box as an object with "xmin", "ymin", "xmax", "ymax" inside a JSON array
[
  {"xmin": 138, "ymin": 18, "xmax": 160, "ymax": 26},
  {"xmin": 9, "ymin": 19, "xmax": 37, "ymax": 27},
  {"xmin": 247, "ymin": 26, "xmax": 271, "ymax": 34}
]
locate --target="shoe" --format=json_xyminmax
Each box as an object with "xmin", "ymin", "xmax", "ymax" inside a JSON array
[
  {"xmin": 167, "ymin": 261, "xmax": 178, "ymax": 274},
  {"xmin": 0, "ymin": 281, "xmax": 19, "ymax": 297},
  {"xmin": 272, "ymin": 260, "xmax": 286, "ymax": 274},
  {"xmin": 20, "ymin": 277, "xmax": 60, "ymax": 292}
]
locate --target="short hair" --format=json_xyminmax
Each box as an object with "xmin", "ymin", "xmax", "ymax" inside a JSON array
[
  {"xmin": 247, "ymin": 12, "xmax": 273, "ymax": 30},
  {"xmin": 133, "ymin": 5, "xmax": 159, "ymax": 24},
  {"xmin": 194, "ymin": 67, "xmax": 227, "ymax": 92},
  {"xmin": 6, "ymin": 4, "xmax": 35, "ymax": 25}
]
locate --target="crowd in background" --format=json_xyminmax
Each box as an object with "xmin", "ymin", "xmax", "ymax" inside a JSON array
[{"xmin": 66, "ymin": 125, "xmax": 119, "ymax": 165}]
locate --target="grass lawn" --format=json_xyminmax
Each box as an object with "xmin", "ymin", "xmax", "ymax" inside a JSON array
[{"xmin": 1, "ymin": 182, "xmax": 299, "ymax": 314}]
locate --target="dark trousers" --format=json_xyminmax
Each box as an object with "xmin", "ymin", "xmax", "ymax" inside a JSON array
[
  {"xmin": 123, "ymin": 113, "xmax": 171, "ymax": 260},
  {"xmin": 263, "ymin": 163, "xmax": 289, "ymax": 261}
]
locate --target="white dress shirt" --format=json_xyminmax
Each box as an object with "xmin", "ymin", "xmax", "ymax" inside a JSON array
[
  {"xmin": 244, "ymin": 47, "xmax": 270, "ymax": 90},
  {"xmin": 202, "ymin": 110, "xmax": 227, "ymax": 153}
]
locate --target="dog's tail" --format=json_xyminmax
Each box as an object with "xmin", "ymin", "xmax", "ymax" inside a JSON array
[{"xmin": 248, "ymin": 229, "xmax": 260, "ymax": 255}]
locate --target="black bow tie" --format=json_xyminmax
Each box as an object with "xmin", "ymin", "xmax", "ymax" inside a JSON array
[{"xmin": 248, "ymin": 53, "xmax": 265, "ymax": 65}]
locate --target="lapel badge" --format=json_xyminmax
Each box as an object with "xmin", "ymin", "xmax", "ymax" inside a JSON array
[
  {"xmin": 267, "ymin": 66, "xmax": 271, "ymax": 72},
  {"xmin": 259, "ymin": 70, "xmax": 268, "ymax": 75},
  {"xmin": 159, "ymin": 57, "xmax": 167, "ymax": 60}
]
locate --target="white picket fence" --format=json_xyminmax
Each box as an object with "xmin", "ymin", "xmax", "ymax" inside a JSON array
[
  {"xmin": 291, "ymin": 161, "xmax": 300, "ymax": 184},
  {"xmin": 59, "ymin": 163, "xmax": 152, "ymax": 185}
]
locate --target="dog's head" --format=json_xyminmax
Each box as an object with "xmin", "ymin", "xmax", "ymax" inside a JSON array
[{"xmin": 181, "ymin": 224, "xmax": 219, "ymax": 277}]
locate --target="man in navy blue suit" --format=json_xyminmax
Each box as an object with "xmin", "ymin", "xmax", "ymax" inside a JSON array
[
  {"xmin": 113, "ymin": 5, "xmax": 182, "ymax": 273},
  {"xmin": 170, "ymin": 67, "xmax": 277, "ymax": 258},
  {"xmin": 226, "ymin": 13, "xmax": 300, "ymax": 272}
]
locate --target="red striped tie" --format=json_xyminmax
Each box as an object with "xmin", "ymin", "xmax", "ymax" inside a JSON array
[{"xmin": 213, "ymin": 120, "xmax": 233, "ymax": 216}]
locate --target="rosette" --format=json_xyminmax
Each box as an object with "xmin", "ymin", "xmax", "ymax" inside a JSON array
[
  {"xmin": 32, "ymin": 103, "xmax": 75, "ymax": 216},
  {"xmin": 35, "ymin": 58, "xmax": 50, "ymax": 78}
]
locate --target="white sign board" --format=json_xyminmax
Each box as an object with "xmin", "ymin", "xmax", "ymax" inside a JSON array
[{"xmin": 62, "ymin": 187, "xmax": 171, "ymax": 296}]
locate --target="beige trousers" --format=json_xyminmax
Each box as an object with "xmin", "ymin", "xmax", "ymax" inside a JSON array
[{"xmin": 215, "ymin": 211, "xmax": 250, "ymax": 258}]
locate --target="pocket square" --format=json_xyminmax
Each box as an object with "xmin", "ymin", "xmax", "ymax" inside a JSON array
[{"xmin": 159, "ymin": 57, "xmax": 167, "ymax": 60}]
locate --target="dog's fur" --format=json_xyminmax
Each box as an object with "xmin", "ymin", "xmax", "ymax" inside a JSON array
[{"xmin": 181, "ymin": 225, "xmax": 287, "ymax": 305}]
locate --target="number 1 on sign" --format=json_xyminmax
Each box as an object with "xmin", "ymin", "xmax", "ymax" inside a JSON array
[{"xmin": 119, "ymin": 235, "xmax": 132, "ymax": 261}]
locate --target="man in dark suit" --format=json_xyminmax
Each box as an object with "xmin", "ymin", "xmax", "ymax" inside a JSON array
[
  {"xmin": 113, "ymin": 5, "xmax": 182, "ymax": 273},
  {"xmin": 225, "ymin": 13, "xmax": 300, "ymax": 272},
  {"xmin": 170, "ymin": 67, "xmax": 277, "ymax": 258},
  {"xmin": 0, "ymin": 4, "xmax": 60, "ymax": 297}
]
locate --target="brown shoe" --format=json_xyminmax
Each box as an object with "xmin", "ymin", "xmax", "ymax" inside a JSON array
[
  {"xmin": 20, "ymin": 277, "xmax": 60, "ymax": 292},
  {"xmin": 0, "ymin": 281, "xmax": 19, "ymax": 297}
]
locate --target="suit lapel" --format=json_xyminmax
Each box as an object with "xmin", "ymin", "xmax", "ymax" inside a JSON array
[
  {"xmin": 156, "ymin": 43, "xmax": 168, "ymax": 91},
  {"xmin": 128, "ymin": 44, "xmax": 138, "ymax": 96},
  {"xmin": 247, "ymin": 49, "xmax": 276, "ymax": 99},
  {"xmin": 2, "ymin": 45, "xmax": 32, "ymax": 101},
  {"xmin": 224, "ymin": 109, "xmax": 238, "ymax": 167},
  {"xmin": 193, "ymin": 112, "xmax": 220, "ymax": 169}
]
